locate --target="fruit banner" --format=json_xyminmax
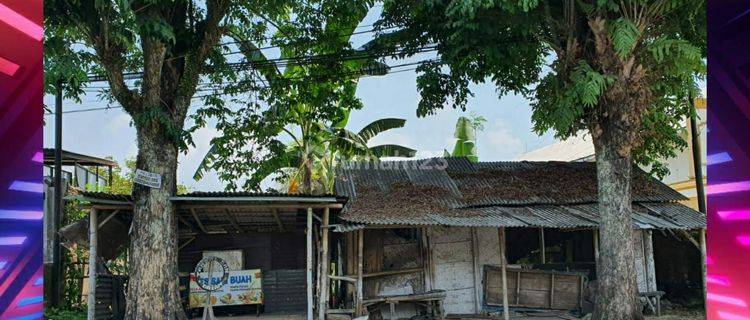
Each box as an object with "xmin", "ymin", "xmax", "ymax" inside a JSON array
[{"xmin": 189, "ymin": 269, "xmax": 263, "ymax": 307}]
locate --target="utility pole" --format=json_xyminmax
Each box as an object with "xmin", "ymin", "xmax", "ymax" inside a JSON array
[
  {"xmin": 689, "ymin": 92, "xmax": 707, "ymax": 305},
  {"xmin": 689, "ymin": 94, "xmax": 706, "ymax": 214},
  {"xmin": 51, "ymin": 79, "xmax": 63, "ymax": 307}
]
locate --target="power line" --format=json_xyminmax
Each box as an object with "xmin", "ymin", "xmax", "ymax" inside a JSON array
[
  {"xmin": 85, "ymin": 25, "xmax": 407, "ymax": 82},
  {"xmin": 46, "ymin": 62, "xmax": 432, "ymax": 115}
]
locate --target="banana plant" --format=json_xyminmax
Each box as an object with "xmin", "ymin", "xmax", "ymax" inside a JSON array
[
  {"xmin": 194, "ymin": 3, "xmax": 415, "ymax": 193},
  {"xmin": 444, "ymin": 114, "xmax": 486, "ymax": 163}
]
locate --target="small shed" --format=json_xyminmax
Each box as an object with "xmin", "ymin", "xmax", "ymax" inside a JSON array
[
  {"xmin": 330, "ymin": 158, "xmax": 706, "ymax": 318},
  {"xmin": 67, "ymin": 191, "xmax": 347, "ymax": 320}
]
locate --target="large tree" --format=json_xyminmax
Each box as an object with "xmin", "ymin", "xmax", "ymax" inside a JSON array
[
  {"xmin": 44, "ymin": 1, "xmax": 288, "ymax": 318},
  {"xmin": 375, "ymin": 1, "xmax": 705, "ymax": 318}
]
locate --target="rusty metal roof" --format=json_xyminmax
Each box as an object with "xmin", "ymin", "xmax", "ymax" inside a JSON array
[
  {"xmin": 334, "ymin": 202, "xmax": 705, "ymax": 231},
  {"xmin": 334, "ymin": 158, "xmax": 704, "ymax": 230}
]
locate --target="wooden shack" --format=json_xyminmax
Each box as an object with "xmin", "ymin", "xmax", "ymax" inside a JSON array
[{"xmin": 328, "ymin": 158, "xmax": 706, "ymax": 318}]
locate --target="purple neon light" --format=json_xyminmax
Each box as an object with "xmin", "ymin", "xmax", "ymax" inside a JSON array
[
  {"xmin": 16, "ymin": 296, "xmax": 42, "ymax": 308},
  {"xmin": 708, "ymin": 275, "xmax": 732, "ymax": 286},
  {"xmin": 30, "ymin": 152, "xmax": 42, "ymax": 163},
  {"xmin": 0, "ymin": 261, "xmax": 6, "ymax": 270},
  {"xmin": 706, "ymin": 181, "xmax": 750, "ymax": 195},
  {"xmin": 738, "ymin": 235, "xmax": 750, "ymax": 246},
  {"xmin": 8, "ymin": 181, "xmax": 43, "ymax": 193},
  {"xmin": 719, "ymin": 311, "xmax": 750, "ymax": 320},
  {"xmin": 0, "ymin": 237, "xmax": 26, "ymax": 246},
  {"xmin": 708, "ymin": 152, "xmax": 733, "ymax": 165},
  {"xmin": 708, "ymin": 293, "xmax": 749, "ymax": 307},
  {"xmin": 717, "ymin": 210, "xmax": 750, "ymax": 221},
  {"xmin": 33, "ymin": 277, "xmax": 42, "ymax": 286},
  {"xmin": 0, "ymin": 210, "xmax": 43, "ymax": 220},
  {"xmin": 0, "ymin": 3, "xmax": 43, "ymax": 40}
]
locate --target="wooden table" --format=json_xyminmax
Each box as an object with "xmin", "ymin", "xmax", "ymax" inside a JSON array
[{"xmin": 361, "ymin": 290, "xmax": 447, "ymax": 320}]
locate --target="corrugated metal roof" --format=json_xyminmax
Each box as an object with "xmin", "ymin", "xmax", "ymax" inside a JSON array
[
  {"xmin": 335, "ymin": 202, "xmax": 704, "ymax": 231},
  {"xmin": 71, "ymin": 191, "xmax": 346, "ymax": 205},
  {"xmin": 334, "ymin": 158, "xmax": 704, "ymax": 230},
  {"xmin": 336, "ymin": 158, "xmax": 686, "ymax": 207}
]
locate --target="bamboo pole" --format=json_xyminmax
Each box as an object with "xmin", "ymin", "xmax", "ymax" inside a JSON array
[
  {"xmin": 318, "ymin": 208, "xmax": 331, "ymax": 320},
  {"xmin": 498, "ymin": 227, "xmax": 509, "ymax": 320},
  {"xmin": 355, "ymin": 229, "xmax": 364, "ymax": 316},
  {"xmin": 307, "ymin": 207, "xmax": 314, "ymax": 320},
  {"xmin": 87, "ymin": 208, "xmax": 98, "ymax": 320}
]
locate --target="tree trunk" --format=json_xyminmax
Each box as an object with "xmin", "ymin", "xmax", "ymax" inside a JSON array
[
  {"xmin": 591, "ymin": 136, "xmax": 643, "ymax": 320},
  {"xmin": 125, "ymin": 126, "xmax": 186, "ymax": 320}
]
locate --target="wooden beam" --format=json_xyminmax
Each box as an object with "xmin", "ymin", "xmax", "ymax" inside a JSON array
[
  {"xmin": 178, "ymin": 237, "xmax": 196, "ymax": 251},
  {"xmin": 329, "ymin": 275, "xmax": 357, "ymax": 283},
  {"xmin": 471, "ymin": 228, "xmax": 482, "ymax": 313},
  {"xmin": 224, "ymin": 209, "xmax": 244, "ymax": 233},
  {"xmin": 306, "ymin": 207, "xmax": 314, "ymax": 320},
  {"xmin": 420, "ymin": 227, "xmax": 432, "ymax": 291},
  {"xmin": 539, "ymin": 227, "xmax": 546, "ymax": 264},
  {"xmin": 319, "ymin": 207, "xmax": 331, "ymax": 320},
  {"xmin": 178, "ymin": 203, "xmax": 343, "ymax": 210},
  {"xmin": 355, "ymin": 229, "xmax": 364, "ymax": 316},
  {"xmin": 273, "ymin": 209, "xmax": 285, "ymax": 232},
  {"xmin": 87, "ymin": 208, "xmax": 98, "ymax": 320},
  {"xmin": 362, "ymin": 268, "xmax": 423, "ymax": 278},
  {"xmin": 188, "ymin": 208, "xmax": 226, "ymax": 234},
  {"xmin": 97, "ymin": 210, "xmax": 120, "ymax": 229},
  {"xmin": 498, "ymin": 227, "xmax": 509, "ymax": 320}
]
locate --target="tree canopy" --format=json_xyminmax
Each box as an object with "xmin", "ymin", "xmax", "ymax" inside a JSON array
[{"xmin": 375, "ymin": 0, "xmax": 705, "ymax": 177}]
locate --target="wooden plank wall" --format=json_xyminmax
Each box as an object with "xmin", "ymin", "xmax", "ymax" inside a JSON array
[
  {"xmin": 485, "ymin": 267, "xmax": 584, "ymax": 310},
  {"xmin": 429, "ymin": 227, "xmax": 477, "ymax": 314}
]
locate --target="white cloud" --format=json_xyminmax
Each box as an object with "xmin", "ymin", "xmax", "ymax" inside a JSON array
[{"xmin": 479, "ymin": 121, "xmax": 525, "ymax": 160}]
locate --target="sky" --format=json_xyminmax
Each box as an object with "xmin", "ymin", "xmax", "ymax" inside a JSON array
[{"xmin": 42, "ymin": 5, "xmax": 701, "ymax": 192}]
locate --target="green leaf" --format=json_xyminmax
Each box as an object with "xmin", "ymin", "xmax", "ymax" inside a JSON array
[{"xmin": 357, "ymin": 118, "xmax": 407, "ymax": 143}]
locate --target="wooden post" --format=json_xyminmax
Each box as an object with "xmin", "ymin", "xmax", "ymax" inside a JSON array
[
  {"xmin": 471, "ymin": 228, "xmax": 482, "ymax": 313},
  {"xmin": 307, "ymin": 207, "xmax": 314, "ymax": 320},
  {"xmin": 498, "ymin": 227, "xmax": 509, "ymax": 320},
  {"xmin": 318, "ymin": 208, "xmax": 331, "ymax": 320},
  {"xmin": 699, "ymin": 228, "xmax": 707, "ymax": 303},
  {"xmin": 355, "ymin": 229, "xmax": 364, "ymax": 316},
  {"xmin": 539, "ymin": 227, "xmax": 546, "ymax": 264},
  {"xmin": 593, "ymin": 229, "xmax": 600, "ymax": 264},
  {"xmin": 87, "ymin": 208, "xmax": 98, "ymax": 320}
]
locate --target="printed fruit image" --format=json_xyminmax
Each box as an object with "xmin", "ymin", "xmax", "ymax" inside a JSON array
[
  {"xmin": 220, "ymin": 293, "xmax": 233, "ymax": 304},
  {"xmin": 210, "ymin": 296, "xmax": 217, "ymax": 305}
]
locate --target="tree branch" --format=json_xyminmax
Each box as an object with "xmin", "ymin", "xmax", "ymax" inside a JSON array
[{"xmin": 174, "ymin": 0, "xmax": 231, "ymax": 119}]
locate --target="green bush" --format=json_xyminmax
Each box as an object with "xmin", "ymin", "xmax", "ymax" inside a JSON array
[{"xmin": 45, "ymin": 307, "xmax": 87, "ymax": 319}]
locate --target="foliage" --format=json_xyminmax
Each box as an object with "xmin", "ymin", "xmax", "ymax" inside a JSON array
[
  {"xmin": 444, "ymin": 113, "xmax": 486, "ymax": 162},
  {"xmin": 194, "ymin": 0, "xmax": 417, "ymax": 192},
  {"xmin": 376, "ymin": 0, "xmax": 705, "ymax": 178},
  {"xmin": 45, "ymin": 307, "xmax": 87, "ymax": 320}
]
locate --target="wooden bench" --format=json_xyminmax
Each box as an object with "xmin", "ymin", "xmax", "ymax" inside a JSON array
[{"xmin": 362, "ymin": 290, "xmax": 447, "ymax": 320}]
